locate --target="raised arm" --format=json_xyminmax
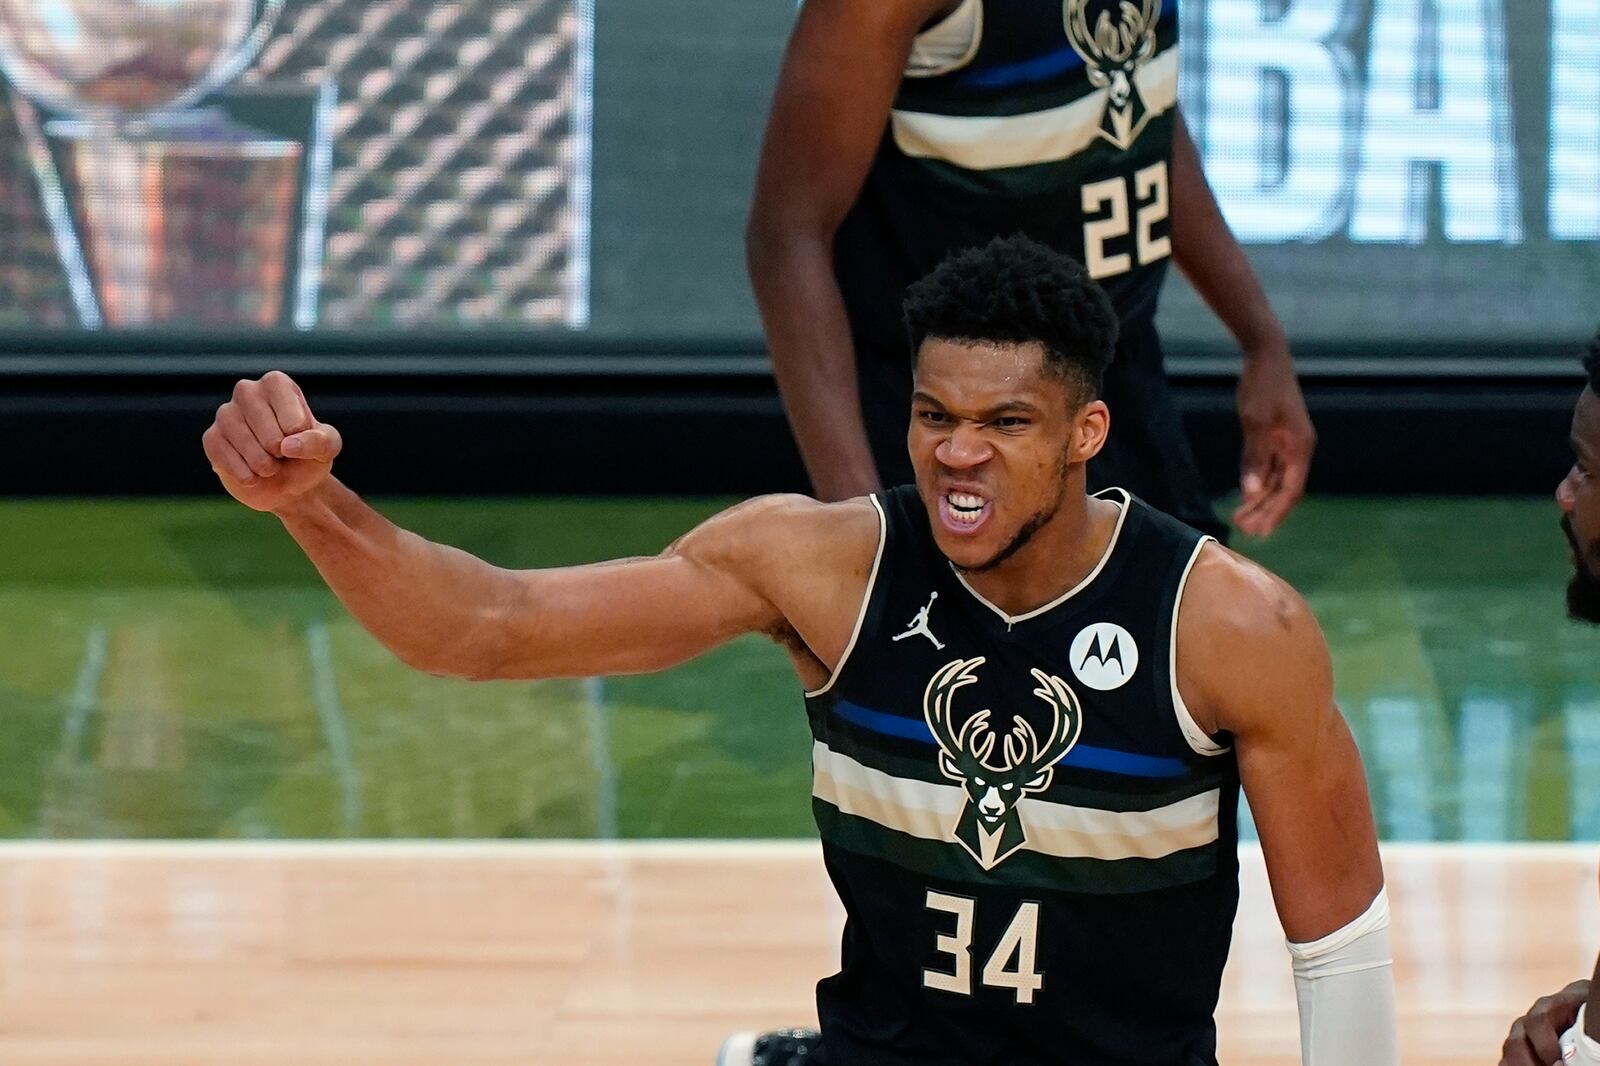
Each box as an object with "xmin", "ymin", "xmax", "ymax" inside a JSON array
[
  {"xmin": 747, "ymin": 0, "xmax": 949, "ymax": 501},
  {"xmin": 1178, "ymin": 546, "xmax": 1395, "ymax": 1065},
  {"xmin": 201, "ymin": 372, "xmax": 879, "ymax": 685}
]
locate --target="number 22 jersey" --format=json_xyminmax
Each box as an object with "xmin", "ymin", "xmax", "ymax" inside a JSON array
[
  {"xmin": 834, "ymin": 0, "xmax": 1180, "ymax": 352},
  {"xmin": 806, "ymin": 485, "xmax": 1240, "ymax": 1066}
]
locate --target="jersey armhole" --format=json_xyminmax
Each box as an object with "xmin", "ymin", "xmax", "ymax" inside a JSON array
[
  {"xmin": 1172, "ymin": 536, "xmax": 1230, "ymax": 756},
  {"xmin": 904, "ymin": 0, "xmax": 983, "ymax": 78},
  {"xmin": 804, "ymin": 494, "xmax": 889, "ymax": 699}
]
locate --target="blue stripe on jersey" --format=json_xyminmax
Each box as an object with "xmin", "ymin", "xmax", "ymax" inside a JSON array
[
  {"xmin": 832, "ymin": 699, "xmax": 1189, "ymax": 779},
  {"xmin": 956, "ymin": 45, "xmax": 1086, "ymax": 89}
]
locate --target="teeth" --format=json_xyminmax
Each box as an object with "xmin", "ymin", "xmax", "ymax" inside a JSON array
[{"xmin": 946, "ymin": 493, "xmax": 986, "ymax": 523}]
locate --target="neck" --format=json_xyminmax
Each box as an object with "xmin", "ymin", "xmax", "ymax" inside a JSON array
[{"xmin": 959, "ymin": 489, "xmax": 1120, "ymax": 617}]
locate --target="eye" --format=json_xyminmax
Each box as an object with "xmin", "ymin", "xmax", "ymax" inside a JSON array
[
  {"xmin": 973, "ymin": 776, "xmax": 986, "ymax": 787},
  {"xmin": 991, "ymin": 417, "xmax": 1027, "ymax": 430},
  {"xmin": 1001, "ymin": 782, "xmax": 1015, "ymax": 792},
  {"xmin": 918, "ymin": 410, "xmax": 950, "ymax": 426}
]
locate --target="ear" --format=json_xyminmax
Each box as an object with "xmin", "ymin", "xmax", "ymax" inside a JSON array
[
  {"xmin": 1070, "ymin": 400, "xmax": 1110, "ymax": 464},
  {"xmin": 1024, "ymin": 768, "xmax": 1053, "ymax": 793},
  {"xmin": 939, "ymin": 752, "xmax": 963, "ymax": 781}
]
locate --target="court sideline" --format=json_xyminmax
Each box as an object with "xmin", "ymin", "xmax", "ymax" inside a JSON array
[{"xmin": 0, "ymin": 841, "xmax": 1590, "ymax": 1064}]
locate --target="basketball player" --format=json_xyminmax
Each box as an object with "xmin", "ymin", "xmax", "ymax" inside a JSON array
[
  {"xmin": 1497, "ymin": 334, "xmax": 1600, "ymax": 1066},
  {"xmin": 202, "ymin": 238, "xmax": 1395, "ymax": 1065},
  {"xmin": 748, "ymin": 0, "xmax": 1314, "ymax": 540}
]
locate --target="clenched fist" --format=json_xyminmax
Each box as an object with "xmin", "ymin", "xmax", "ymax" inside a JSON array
[{"xmin": 202, "ymin": 371, "xmax": 342, "ymax": 513}]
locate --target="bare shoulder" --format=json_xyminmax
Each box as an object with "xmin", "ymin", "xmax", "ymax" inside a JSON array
[
  {"xmin": 668, "ymin": 493, "xmax": 883, "ymax": 685},
  {"xmin": 1177, "ymin": 542, "xmax": 1330, "ymax": 735},
  {"xmin": 670, "ymin": 493, "xmax": 881, "ymax": 592},
  {"xmin": 1182, "ymin": 542, "xmax": 1315, "ymax": 644}
]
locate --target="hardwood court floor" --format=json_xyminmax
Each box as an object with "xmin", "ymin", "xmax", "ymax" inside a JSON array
[{"xmin": 0, "ymin": 842, "xmax": 1592, "ymax": 1064}]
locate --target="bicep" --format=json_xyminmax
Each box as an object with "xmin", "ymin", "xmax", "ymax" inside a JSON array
[
  {"xmin": 491, "ymin": 549, "xmax": 780, "ymax": 681},
  {"xmin": 1195, "ymin": 571, "xmax": 1383, "ymax": 941}
]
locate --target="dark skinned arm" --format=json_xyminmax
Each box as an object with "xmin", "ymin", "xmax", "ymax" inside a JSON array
[
  {"xmin": 746, "ymin": 0, "xmax": 951, "ymax": 501},
  {"xmin": 1168, "ymin": 109, "xmax": 1315, "ymax": 537}
]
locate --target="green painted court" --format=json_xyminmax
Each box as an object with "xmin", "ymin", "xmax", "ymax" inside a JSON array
[{"xmin": 1, "ymin": 495, "xmax": 1594, "ymax": 842}]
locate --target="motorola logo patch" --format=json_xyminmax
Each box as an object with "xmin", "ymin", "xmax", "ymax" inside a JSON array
[{"xmin": 1069, "ymin": 622, "xmax": 1138, "ymax": 691}]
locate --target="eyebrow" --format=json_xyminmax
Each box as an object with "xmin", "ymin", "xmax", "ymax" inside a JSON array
[{"xmin": 911, "ymin": 392, "xmax": 1042, "ymax": 419}]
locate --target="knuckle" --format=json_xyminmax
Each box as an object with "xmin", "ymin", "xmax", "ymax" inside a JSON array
[{"xmin": 232, "ymin": 378, "xmax": 253, "ymax": 399}]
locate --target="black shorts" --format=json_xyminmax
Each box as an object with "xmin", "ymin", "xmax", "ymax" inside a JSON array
[{"xmin": 854, "ymin": 318, "xmax": 1226, "ymax": 542}]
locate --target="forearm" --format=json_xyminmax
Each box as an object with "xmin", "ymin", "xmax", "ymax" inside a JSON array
[
  {"xmin": 1168, "ymin": 111, "xmax": 1286, "ymax": 356},
  {"xmin": 748, "ymin": 226, "xmax": 880, "ymax": 501},
  {"xmin": 1287, "ymin": 888, "xmax": 1399, "ymax": 1066},
  {"xmin": 275, "ymin": 478, "xmax": 516, "ymax": 679}
]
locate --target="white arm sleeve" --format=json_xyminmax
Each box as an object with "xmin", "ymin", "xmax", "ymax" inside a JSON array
[
  {"xmin": 1564, "ymin": 1005, "xmax": 1600, "ymax": 1065},
  {"xmin": 1285, "ymin": 888, "xmax": 1400, "ymax": 1066}
]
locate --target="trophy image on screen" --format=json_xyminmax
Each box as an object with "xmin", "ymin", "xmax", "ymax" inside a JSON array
[{"xmin": 0, "ymin": 0, "xmax": 328, "ymax": 327}]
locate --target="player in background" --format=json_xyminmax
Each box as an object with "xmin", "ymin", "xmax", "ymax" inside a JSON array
[
  {"xmin": 748, "ymin": 0, "xmax": 1314, "ymax": 539},
  {"xmin": 1499, "ymin": 332, "xmax": 1600, "ymax": 1066}
]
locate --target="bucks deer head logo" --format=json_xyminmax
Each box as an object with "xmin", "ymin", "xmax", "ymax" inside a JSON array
[
  {"xmin": 923, "ymin": 657, "xmax": 1084, "ymax": 870},
  {"xmin": 1065, "ymin": 0, "xmax": 1164, "ymax": 149}
]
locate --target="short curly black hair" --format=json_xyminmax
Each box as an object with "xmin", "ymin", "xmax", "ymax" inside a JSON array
[
  {"xmin": 903, "ymin": 234, "xmax": 1119, "ymax": 400},
  {"xmin": 1585, "ymin": 327, "xmax": 1600, "ymax": 394}
]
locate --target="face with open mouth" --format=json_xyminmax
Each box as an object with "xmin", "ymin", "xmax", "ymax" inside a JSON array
[{"xmin": 909, "ymin": 338, "xmax": 1106, "ymax": 573}]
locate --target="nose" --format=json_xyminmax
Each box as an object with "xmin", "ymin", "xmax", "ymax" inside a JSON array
[
  {"xmin": 1557, "ymin": 468, "xmax": 1579, "ymax": 513},
  {"xmin": 935, "ymin": 422, "xmax": 993, "ymax": 469}
]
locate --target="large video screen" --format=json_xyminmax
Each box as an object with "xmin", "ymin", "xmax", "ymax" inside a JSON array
[
  {"xmin": 0, "ymin": 0, "xmax": 592, "ymax": 330},
  {"xmin": 0, "ymin": 0, "xmax": 1595, "ymax": 349}
]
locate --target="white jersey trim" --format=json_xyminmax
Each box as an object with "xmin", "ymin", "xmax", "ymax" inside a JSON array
[
  {"xmin": 891, "ymin": 44, "xmax": 1178, "ymax": 170},
  {"xmin": 905, "ymin": 0, "xmax": 983, "ymax": 79},
  {"xmin": 805, "ymin": 494, "xmax": 889, "ymax": 699},
  {"xmin": 1172, "ymin": 537, "xmax": 1230, "ymax": 756},
  {"xmin": 950, "ymin": 487, "xmax": 1129, "ymax": 626}
]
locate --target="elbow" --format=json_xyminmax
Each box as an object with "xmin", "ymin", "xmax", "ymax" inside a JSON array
[
  {"xmin": 745, "ymin": 203, "xmax": 831, "ymax": 280},
  {"xmin": 398, "ymin": 649, "xmax": 528, "ymax": 684},
  {"xmin": 744, "ymin": 208, "xmax": 783, "ymax": 276},
  {"xmin": 389, "ymin": 642, "xmax": 483, "ymax": 681},
  {"xmin": 388, "ymin": 622, "xmax": 524, "ymax": 684}
]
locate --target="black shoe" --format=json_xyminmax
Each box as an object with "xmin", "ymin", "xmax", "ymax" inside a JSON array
[{"xmin": 717, "ymin": 1028, "xmax": 822, "ymax": 1066}]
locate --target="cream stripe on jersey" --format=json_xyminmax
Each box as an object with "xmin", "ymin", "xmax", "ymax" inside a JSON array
[{"xmin": 812, "ymin": 741, "xmax": 1219, "ymax": 861}]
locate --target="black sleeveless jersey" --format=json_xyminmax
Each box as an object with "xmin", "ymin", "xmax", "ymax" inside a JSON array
[
  {"xmin": 806, "ymin": 485, "xmax": 1239, "ymax": 1066},
  {"xmin": 835, "ymin": 0, "xmax": 1179, "ymax": 352}
]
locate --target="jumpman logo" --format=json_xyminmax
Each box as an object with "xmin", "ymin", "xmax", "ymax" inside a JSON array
[{"xmin": 892, "ymin": 592, "xmax": 945, "ymax": 650}]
